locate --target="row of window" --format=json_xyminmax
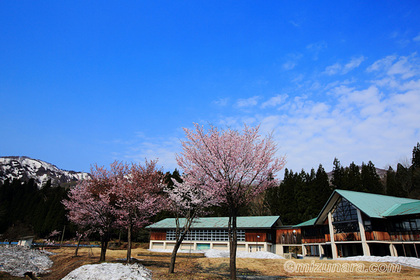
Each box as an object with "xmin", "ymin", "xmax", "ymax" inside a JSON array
[
  {"xmin": 166, "ymin": 229, "xmax": 245, "ymax": 241},
  {"xmin": 392, "ymin": 219, "xmax": 420, "ymax": 232}
]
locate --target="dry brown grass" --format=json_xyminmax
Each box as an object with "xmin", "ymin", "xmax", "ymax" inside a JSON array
[{"xmin": 1, "ymin": 245, "xmax": 420, "ymax": 279}]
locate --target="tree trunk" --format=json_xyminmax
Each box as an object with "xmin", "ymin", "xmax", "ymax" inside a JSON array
[
  {"xmin": 100, "ymin": 236, "xmax": 109, "ymax": 262},
  {"xmin": 169, "ymin": 215, "xmax": 194, "ymax": 273},
  {"xmin": 74, "ymin": 235, "xmax": 82, "ymax": 257},
  {"xmin": 168, "ymin": 238, "xmax": 183, "ymax": 273},
  {"xmin": 118, "ymin": 230, "xmax": 122, "ymax": 246},
  {"xmin": 229, "ymin": 214, "xmax": 238, "ymax": 280},
  {"xmin": 126, "ymin": 223, "xmax": 132, "ymax": 264}
]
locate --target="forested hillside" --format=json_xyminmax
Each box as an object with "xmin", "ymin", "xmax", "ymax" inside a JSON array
[{"xmin": 0, "ymin": 179, "xmax": 69, "ymax": 239}]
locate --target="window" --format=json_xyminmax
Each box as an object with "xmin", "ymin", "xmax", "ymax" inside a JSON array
[
  {"xmin": 332, "ymin": 198, "xmax": 358, "ymax": 223},
  {"xmin": 391, "ymin": 218, "xmax": 420, "ymax": 232},
  {"xmin": 331, "ymin": 198, "xmax": 359, "ymax": 233},
  {"xmin": 166, "ymin": 229, "xmax": 245, "ymax": 241},
  {"xmin": 363, "ymin": 220, "xmax": 372, "ymax": 231}
]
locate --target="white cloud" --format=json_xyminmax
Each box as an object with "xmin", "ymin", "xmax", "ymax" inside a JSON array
[
  {"xmin": 324, "ymin": 56, "xmax": 365, "ymax": 75},
  {"xmin": 324, "ymin": 63, "xmax": 342, "ymax": 75},
  {"xmin": 121, "ymin": 54, "xmax": 419, "ymax": 176},
  {"xmin": 261, "ymin": 94, "xmax": 288, "ymax": 108},
  {"xmin": 343, "ymin": 56, "xmax": 366, "ymax": 74},
  {"xmin": 367, "ymin": 55, "xmax": 397, "ymax": 72},
  {"xmin": 235, "ymin": 96, "xmax": 260, "ymax": 108},
  {"xmin": 306, "ymin": 41, "xmax": 327, "ymax": 60},
  {"xmin": 282, "ymin": 53, "xmax": 302, "ymax": 70},
  {"xmin": 115, "ymin": 134, "xmax": 181, "ymax": 172},
  {"xmin": 282, "ymin": 61, "xmax": 297, "ymax": 70},
  {"xmin": 387, "ymin": 55, "xmax": 416, "ymax": 79},
  {"xmin": 213, "ymin": 98, "xmax": 229, "ymax": 106},
  {"xmin": 218, "ymin": 53, "xmax": 420, "ymax": 174},
  {"xmin": 289, "ymin": 20, "xmax": 300, "ymax": 27}
]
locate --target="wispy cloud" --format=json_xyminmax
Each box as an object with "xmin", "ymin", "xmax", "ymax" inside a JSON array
[
  {"xmin": 121, "ymin": 54, "xmax": 420, "ymax": 175},
  {"xmin": 235, "ymin": 96, "xmax": 260, "ymax": 108},
  {"xmin": 324, "ymin": 56, "xmax": 366, "ymax": 75},
  {"xmin": 282, "ymin": 53, "xmax": 303, "ymax": 70},
  {"xmin": 219, "ymin": 53, "xmax": 420, "ymax": 174},
  {"xmin": 343, "ymin": 56, "xmax": 366, "ymax": 73},
  {"xmin": 115, "ymin": 134, "xmax": 182, "ymax": 172},
  {"xmin": 368, "ymin": 54, "xmax": 418, "ymax": 79},
  {"xmin": 261, "ymin": 94, "xmax": 288, "ymax": 108},
  {"xmin": 283, "ymin": 61, "xmax": 297, "ymax": 70},
  {"xmin": 306, "ymin": 41, "xmax": 327, "ymax": 60},
  {"xmin": 324, "ymin": 63, "xmax": 342, "ymax": 75},
  {"xmin": 213, "ymin": 98, "xmax": 229, "ymax": 106},
  {"xmin": 289, "ymin": 20, "xmax": 300, "ymax": 27}
]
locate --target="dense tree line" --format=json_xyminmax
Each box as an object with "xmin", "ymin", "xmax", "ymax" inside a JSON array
[
  {"xmin": 1, "ymin": 142, "xmax": 419, "ymax": 241},
  {"xmin": 264, "ymin": 165, "xmax": 331, "ymax": 225},
  {"xmin": 262, "ymin": 142, "xmax": 420, "ymax": 225},
  {"xmin": 386, "ymin": 142, "xmax": 420, "ymax": 199},
  {"xmin": 0, "ymin": 179, "xmax": 69, "ymax": 238}
]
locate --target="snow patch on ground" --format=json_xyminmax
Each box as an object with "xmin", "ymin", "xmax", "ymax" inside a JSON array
[
  {"xmin": 339, "ymin": 255, "xmax": 420, "ymax": 269},
  {"xmin": 0, "ymin": 246, "xmax": 53, "ymax": 277},
  {"xmin": 149, "ymin": 248, "xmax": 284, "ymax": 259},
  {"xmin": 61, "ymin": 263, "xmax": 152, "ymax": 280}
]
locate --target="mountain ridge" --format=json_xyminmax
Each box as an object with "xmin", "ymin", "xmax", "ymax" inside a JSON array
[{"xmin": 0, "ymin": 156, "xmax": 90, "ymax": 187}]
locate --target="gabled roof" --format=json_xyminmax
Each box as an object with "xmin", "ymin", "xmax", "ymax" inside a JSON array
[
  {"xmin": 146, "ymin": 216, "xmax": 282, "ymax": 230},
  {"xmin": 294, "ymin": 218, "xmax": 317, "ymax": 228},
  {"xmin": 315, "ymin": 189, "xmax": 419, "ymax": 225},
  {"xmin": 335, "ymin": 189, "xmax": 418, "ymax": 218},
  {"xmin": 381, "ymin": 201, "xmax": 420, "ymax": 217}
]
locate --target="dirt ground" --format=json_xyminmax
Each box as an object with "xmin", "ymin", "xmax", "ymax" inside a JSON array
[{"xmin": 1, "ymin": 244, "xmax": 420, "ymax": 279}]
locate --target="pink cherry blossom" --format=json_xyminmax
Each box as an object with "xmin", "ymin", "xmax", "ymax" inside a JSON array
[{"xmin": 176, "ymin": 123, "xmax": 286, "ymax": 279}]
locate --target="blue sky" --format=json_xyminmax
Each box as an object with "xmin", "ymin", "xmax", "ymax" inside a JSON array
[{"xmin": 1, "ymin": 1, "xmax": 420, "ymax": 175}]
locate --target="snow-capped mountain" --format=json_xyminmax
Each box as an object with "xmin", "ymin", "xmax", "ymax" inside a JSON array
[{"xmin": 0, "ymin": 156, "xmax": 90, "ymax": 187}]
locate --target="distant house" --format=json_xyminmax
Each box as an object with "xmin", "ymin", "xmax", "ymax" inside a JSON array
[
  {"xmin": 147, "ymin": 190, "xmax": 420, "ymax": 259},
  {"xmin": 17, "ymin": 236, "xmax": 34, "ymax": 248},
  {"xmin": 147, "ymin": 216, "xmax": 282, "ymax": 252}
]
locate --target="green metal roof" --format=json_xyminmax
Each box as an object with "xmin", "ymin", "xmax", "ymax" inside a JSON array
[
  {"xmin": 146, "ymin": 216, "xmax": 281, "ymax": 229},
  {"xmin": 335, "ymin": 189, "xmax": 419, "ymax": 218},
  {"xmin": 293, "ymin": 218, "xmax": 317, "ymax": 227},
  {"xmin": 381, "ymin": 201, "xmax": 420, "ymax": 217}
]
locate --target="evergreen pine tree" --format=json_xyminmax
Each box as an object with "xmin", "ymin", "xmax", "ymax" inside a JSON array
[
  {"xmin": 410, "ymin": 142, "xmax": 420, "ymax": 198},
  {"xmin": 412, "ymin": 142, "xmax": 420, "ymax": 168},
  {"xmin": 346, "ymin": 162, "xmax": 362, "ymax": 191},
  {"xmin": 332, "ymin": 158, "xmax": 346, "ymax": 189},
  {"xmin": 396, "ymin": 163, "xmax": 411, "ymax": 197},
  {"xmin": 361, "ymin": 161, "xmax": 383, "ymax": 194},
  {"xmin": 313, "ymin": 164, "xmax": 332, "ymax": 212},
  {"xmin": 385, "ymin": 166, "xmax": 404, "ymax": 197}
]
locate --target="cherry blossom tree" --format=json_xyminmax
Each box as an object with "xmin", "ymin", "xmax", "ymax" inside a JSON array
[
  {"xmin": 165, "ymin": 177, "xmax": 216, "ymax": 273},
  {"xmin": 177, "ymin": 123, "xmax": 286, "ymax": 279},
  {"xmin": 63, "ymin": 163, "xmax": 120, "ymax": 261},
  {"xmin": 114, "ymin": 159, "xmax": 165, "ymax": 264}
]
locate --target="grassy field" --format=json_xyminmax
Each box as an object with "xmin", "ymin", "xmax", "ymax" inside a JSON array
[{"xmin": 1, "ymin": 244, "xmax": 420, "ymax": 279}]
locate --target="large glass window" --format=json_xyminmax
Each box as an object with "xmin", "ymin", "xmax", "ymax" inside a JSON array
[
  {"xmin": 166, "ymin": 229, "xmax": 245, "ymax": 241},
  {"xmin": 332, "ymin": 198, "xmax": 358, "ymax": 222},
  {"xmin": 331, "ymin": 198, "xmax": 359, "ymax": 233}
]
